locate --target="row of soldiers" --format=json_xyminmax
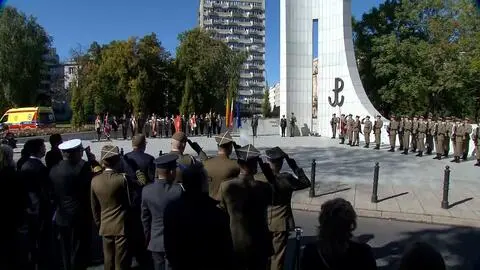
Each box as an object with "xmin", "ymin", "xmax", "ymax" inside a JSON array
[{"xmin": 331, "ymin": 114, "xmax": 480, "ymax": 166}]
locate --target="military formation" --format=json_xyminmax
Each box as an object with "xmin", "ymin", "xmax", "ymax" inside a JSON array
[{"xmin": 330, "ymin": 114, "xmax": 480, "ymax": 166}]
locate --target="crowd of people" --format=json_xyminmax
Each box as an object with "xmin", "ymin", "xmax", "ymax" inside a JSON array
[
  {"xmin": 331, "ymin": 114, "xmax": 480, "ymax": 166},
  {"xmin": 0, "ymin": 127, "xmax": 451, "ymax": 270},
  {"xmin": 94, "ymin": 112, "xmax": 225, "ymax": 142}
]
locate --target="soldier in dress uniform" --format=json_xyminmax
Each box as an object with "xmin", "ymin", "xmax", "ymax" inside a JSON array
[
  {"xmin": 339, "ymin": 114, "xmax": 347, "ymax": 144},
  {"xmin": 218, "ymin": 144, "xmax": 275, "ymax": 270},
  {"xmin": 398, "ymin": 116, "xmax": 405, "ymax": 151},
  {"xmin": 425, "ymin": 116, "xmax": 435, "ymax": 155},
  {"xmin": 261, "ymin": 147, "xmax": 310, "ymax": 270},
  {"xmin": 411, "ymin": 116, "xmax": 419, "ymax": 153},
  {"xmin": 416, "ymin": 116, "xmax": 427, "ymax": 157},
  {"xmin": 91, "ymin": 145, "xmax": 131, "ymax": 270},
  {"xmin": 352, "ymin": 115, "xmax": 361, "ymax": 147},
  {"xmin": 444, "ymin": 117, "xmax": 453, "ymax": 158},
  {"xmin": 451, "ymin": 118, "xmax": 464, "ymax": 163},
  {"xmin": 373, "ymin": 115, "xmax": 383, "ymax": 150},
  {"xmin": 473, "ymin": 121, "xmax": 480, "ymax": 166},
  {"xmin": 141, "ymin": 153, "xmax": 183, "ymax": 270},
  {"xmin": 280, "ymin": 115, "xmax": 287, "ymax": 137},
  {"xmin": 387, "ymin": 115, "xmax": 398, "ymax": 152},
  {"xmin": 346, "ymin": 114, "xmax": 354, "ymax": 145},
  {"xmin": 462, "ymin": 118, "xmax": 473, "ymax": 161},
  {"xmin": 433, "ymin": 117, "xmax": 446, "ymax": 160},
  {"xmin": 170, "ymin": 132, "xmax": 208, "ymax": 183},
  {"xmin": 402, "ymin": 116, "xmax": 413, "ymax": 155},
  {"xmin": 204, "ymin": 130, "xmax": 241, "ymax": 201},
  {"xmin": 361, "ymin": 116, "xmax": 372, "ymax": 148},
  {"xmin": 330, "ymin": 114, "xmax": 338, "ymax": 139},
  {"xmin": 289, "ymin": 113, "xmax": 297, "ymax": 137}
]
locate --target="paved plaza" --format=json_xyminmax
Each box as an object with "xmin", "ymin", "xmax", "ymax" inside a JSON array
[{"xmin": 16, "ymin": 133, "xmax": 479, "ymax": 227}]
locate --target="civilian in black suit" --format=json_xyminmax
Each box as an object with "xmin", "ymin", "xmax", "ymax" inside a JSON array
[
  {"xmin": 50, "ymin": 139, "xmax": 97, "ymax": 270},
  {"xmin": 142, "ymin": 154, "xmax": 183, "ymax": 270},
  {"xmin": 20, "ymin": 138, "xmax": 53, "ymax": 270},
  {"xmin": 164, "ymin": 163, "xmax": 234, "ymax": 270},
  {"xmin": 124, "ymin": 134, "xmax": 155, "ymax": 269},
  {"xmin": 46, "ymin": 134, "xmax": 63, "ymax": 171}
]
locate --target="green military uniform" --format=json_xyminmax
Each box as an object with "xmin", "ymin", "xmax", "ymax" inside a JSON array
[
  {"xmin": 373, "ymin": 115, "xmax": 383, "ymax": 149},
  {"xmin": 416, "ymin": 117, "xmax": 427, "ymax": 157},
  {"xmin": 462, "ymin": 119, "xmax": 473, "ymax": 160},
  {"xmin": 362, "ymin": 116, "xmax": 372, "ymax": 148},
  {"xmin": 426, "ymin": 117, "xmax": 435, "ymax": 155},
  {"xmin": 473, "ymin": 125, "xmax": 480, "ymax": 166},
  {"xmin": 452, "ymin": 121, "xmax": 465, "ymax": 163},
  {"xmin": 387, "ymin": 116, "xmax": 399, "ymax": 152},
  {"xmin": 444, "ymin": 117, "xmax": 453, "ymax": 157},
  {"xmin": 204, "ymin": 131, "xmax": 241, "ymax": 201},
  {"xmin": 346, "ymin": 115, "xmax": 354, "ymax": 145},
  {"xmin": 170, "ymin": 132, "xmax": 208, "ymax": 183},
  {"xmin": 330, "ymin": 114, "xmax": 338, "ymax": 139},
  {"xmin": 257, "ymin": 147, "xmax": 310, "ymax": 270},
  {"xmin": 339, "ymin": 114, "xmax": 346, "ymax": 144},
  {"xmin": 352, "ymin": 116, "xmax": 361, "ymax": 147},
  {"xmin": 411, "ymin": 117, "xmax": 418, "ymax": 152},
  {"xmin": 398, "ymin": 117, "xmax": 405, "ymax": 151},
  {"xmin": 402, "ymin": 118, "xmax": 412, "ymax": 155},
  {"xmin": 433, "ymin": 118, "xmax": 446, "ymax": 160}
]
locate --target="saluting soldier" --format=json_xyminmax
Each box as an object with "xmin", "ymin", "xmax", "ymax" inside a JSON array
[
  {"xmin": 346, "ymin": 114, "xmax": 354, "ymax": 145},
  {"xmin": 444, "ymin": 117, "xmax": 453, "ymax": 157},
  {"xmin": 451, "ymin": 118, "xmax": 464, "ymax": 163},
  {"xmin": 433, "ymin": 117, "xmax": 446, "ymax": 160},
  {"xmin": 416, "ymin": 116, "xmax": 427, "ymax": 157},
  {"xmin": 170, "ymin": 132, "xmax": 208, "ymax": 183},
  {"xmin": 352, "ymin": 115, "xmax": 361, "ymax": 147},
  {"xmin": 373, "ymin": 115, "xmax": 383, "ymax": 150},
  {"xmin": 339, "ymin": 114, "xmax": 347, "ymax": 144},
  {"xmin": 218, "ymin": 144, "xmax": 275, "ymax": 270},
  {"xmin": 398, "ymin": 116, "xmax": 405, "ymax": 151},
  {"xmin": 387, "ymin": 115, "xmax": 398, "ymax": 152},
  {"xmin": 204, "ymin": 130, "xmax": 241, "ymax": 201},
  {"xmin": 289, "ymin": 113, "xmax": 297, "ymax": 137},
  {"xmin": 402, "ymin": 117, "xmax": 413, "ymax": 155},
  {"xmin": 462, "ymin": 118, "xmax": 473, "ymax": 160},
  {"xmin": 473, "ymin": 122, "xmax": 480, "ymax": 167},
  {"xmin": 330, "ymin": 113, "xmax": 338, "ymax": 139},
  {"xmin": 425, "ymin": 116, "xmax": 435, "ymax": 155},
  {"xmin": 259, "ymin": 147, "xmax": 310, "ymax": 270},
  {"xmin": 362, "ymin": 116, "xmax": 372, "ymax": 148},
  {"xmin": 411, "ymin": 116, "xmax": 419, "ymax": 152}
]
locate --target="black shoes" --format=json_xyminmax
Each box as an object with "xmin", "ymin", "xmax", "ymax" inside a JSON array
[
  {"xmin": 416, "ymin": 151, "xmax": 423, "ymax": 157},
  {"xmin": 388, "ymin": 147, "xmax": 395, "ymax": 152}
]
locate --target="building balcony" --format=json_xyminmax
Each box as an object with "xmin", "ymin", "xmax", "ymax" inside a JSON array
[
  {"xmin": 239, "ymin": 90, "xmax": 254, "ymax": 96},
  {"xmin": 204, "ymin": 19, "xmax": 213, "ymax": 25},
  {"xmin": 240, "ymin": 72, "xmax": 254, "ymax": 79},
  {"xmin": 238, "ymin": 5, "xmax": 253, "ymax": 10}
]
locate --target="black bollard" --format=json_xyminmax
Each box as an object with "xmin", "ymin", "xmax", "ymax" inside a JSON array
[
  {"xmin": 441, "ymin": 166, "xmax": 450, "ymax": 209},
  {"xmin": 120, "ymin": 148, "xmax": 124, "ymax": 156},
  {"xmin": 159, "ymin": 150, "xmax": 163, "ymax": 157},
  {"xmin": 309, "ymin": 159, "xmax": 316, "ymax": 198},
  {"xmin": 371, "ymin": 162, "xmax": 379, "ymax": 203}
]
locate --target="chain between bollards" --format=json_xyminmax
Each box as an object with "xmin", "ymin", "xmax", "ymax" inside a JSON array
[
  {"xmin": 441, "ymin": 166, "xmax": 450, "ymax": 209},
  {"xmin": 309, "ymin": 159, "xmax": 316, "ymax": 198},
  {"xmin": 371, "ymin": 162, "xmax": 379, "ymax": 203}
]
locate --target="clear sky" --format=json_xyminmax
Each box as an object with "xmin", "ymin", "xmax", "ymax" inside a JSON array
[{"xmin": 6, "ymin": 0, "xmax": 383, "ymax": 84}]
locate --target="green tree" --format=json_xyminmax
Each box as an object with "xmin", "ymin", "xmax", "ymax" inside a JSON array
[
  {"xmin": 261, "ymin": 85, "xmax": 271, "ymax": 117},
  {"xmin": 0, "ymin": 6, "xmax": 51, "ymax": 109}
]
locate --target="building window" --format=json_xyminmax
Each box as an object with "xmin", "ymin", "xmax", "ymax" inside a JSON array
[{"xmin": 68, "ymin": 67, "xmax": 75, "ymax": 75}]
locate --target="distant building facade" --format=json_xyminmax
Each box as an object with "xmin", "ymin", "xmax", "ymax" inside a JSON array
[
  {"xmin": 268, "ymin": 82, "xmax": 280, "ymax": 111},
  {"xmin": 199, "ymin": 0, "xmax": 266, "ymax": 115}
]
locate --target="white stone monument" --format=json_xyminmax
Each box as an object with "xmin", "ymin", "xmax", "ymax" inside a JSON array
[{"xmin": 280, "ymin": 0, "xmax": 388, "ymax": 142}]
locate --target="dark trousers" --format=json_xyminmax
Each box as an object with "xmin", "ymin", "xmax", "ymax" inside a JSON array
[
  {"xmin": 129, "ymin": 215, "xmax": 152, "ymax": 270},
  {"xmin": 103, "ymin": 235, "xmax": 129, "ymax": 270},
  {"xmin": 212, "ymin": 124, "xmax": 217, "ymax": 135},
  {"xmin": 290, "ymin": 125, "xmax": 295, "ymax": 137},
  {"xmin": 96, "ymin": 128, "xmax": 101, "ymax": 141},
  {"xmin": 27, "ymin": 217, "xmax": 54, "ymax": 270},
  {"xmin": 131, "ymin": 126, "xmax": 136, "ymax": 138},
  {"xmin": 270, "ymin": 231, "xmax": 288, "ymax": 270},
  {"xmin": 207, "ymin": 127, "xmax": 212, "ymax": 137},
  {"xmin": 217, "ymin": 126, "xmax": 221, "ymax": 134},
  {"xmin": 281, "ymin": 127, "xmax": 286, "ymax": 137},
  {"xmin": 252, "ymin": 126, "xmax": 258, "ymax": 137},
  {"xmin": 200, "ymin": 125, "xmax": 204, "ymax": 135},
  {"xmin": 58, "ymin": 225, "xmax": 91, "ymax": 270},
  {"xmin": 122, "ymin": 126, "xmax": 128, "ymax": 139},
  {"xmin": 152, "ymin": 252, "xmax": 170, "ymax": 270}
]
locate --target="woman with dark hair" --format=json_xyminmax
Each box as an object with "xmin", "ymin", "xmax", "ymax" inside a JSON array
[{"xmin": 300, "ymin": 198, "xmax": 377, "ymax": 270}]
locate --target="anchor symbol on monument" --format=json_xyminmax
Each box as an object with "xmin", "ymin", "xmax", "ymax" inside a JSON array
[{"xmin": 328, "ymin": 77, "xmax": 345, "ymax": 107}]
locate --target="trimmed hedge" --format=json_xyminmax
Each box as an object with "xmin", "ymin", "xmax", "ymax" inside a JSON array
[{"xmin": 8, "ymin": 125, "xmax": 95, "ymax": 138}]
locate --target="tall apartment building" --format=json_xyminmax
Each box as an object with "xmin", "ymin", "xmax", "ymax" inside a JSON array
[{"xmin": 199, "ymin": 0, "xmax": 266, "ymax": 115}]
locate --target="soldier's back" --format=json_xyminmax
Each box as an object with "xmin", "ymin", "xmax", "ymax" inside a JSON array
[{"xmin": 204, "ymin": 155, "xmax": 240, "ymax": 200}]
